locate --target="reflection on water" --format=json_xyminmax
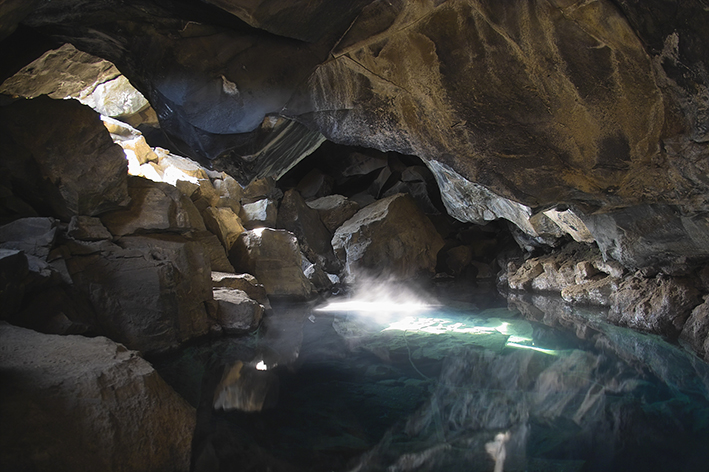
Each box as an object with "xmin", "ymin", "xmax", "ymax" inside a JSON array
[{"xmin": 151, "ymin": 289, "xmax": 709, "ymax": 472}]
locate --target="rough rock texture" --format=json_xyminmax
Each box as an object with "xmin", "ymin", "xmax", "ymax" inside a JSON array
[
  {"xmin": 506, "ymin": 242, "xmax": 625, "ymax": 306},
  {"xmin": 277, "ymin": 189, "xmax": 339, "ymax": 272},
  {"xmin": 101, "ymin": 176, "xmax": 205, "ymax": 237},
  {"xmin": 211, "ymin": 271, "xmax": 271, "ymax": 312},
  {"xmin": 306, "ymin": 194, "xmax": 360, "ymax": 233},
  {"xmin": 609, "ymin": 274, "xmax": 701, "ymax": 338},
  {"xmin": 0, "ymin": 216, "xmax": 57, "ymax": 259},
  {"xmin": 332, "ymin": 193, "xmax": 444, "ymax": 283},
  {"xmin": 0, "ymin": 323, "xmax": 195, "ymax": 472},
  {"xmin": 187, "ymin": 231, "xmax": 235, "ymax": 273},
  {"xmin": 229, "ymin": 228, "xmax": 315, "ymax": 300},
  {"xmin": 65, "ymin": 234, "xmax": 213, "ymax": 353},
  {"xmin": 67, "ymin": 215, "xmax": 113, "ymax": 241},
  {"xmin": 680, "ymin": 299, "xmax": 709, "ymax": 361},
  {"xmin": 239, "ymin": 198, "xmax": 278, "ymax": 229},
  {"xmin": 202, "ymin": 206, "xmax": 244, "ymax": 251},
  {"xmin": 212, "ymin": 287, "xmax": 264, "ymax": 333},
  {"xmin": 0, "ymin": 96, "xmax": 129, "ymax": 220}
]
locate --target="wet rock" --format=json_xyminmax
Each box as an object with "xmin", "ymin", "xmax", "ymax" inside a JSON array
[
  {"xmin": 239, "ymin": 198, "xmax": 278, "ymax": 229},
  {"xmin": 229, "ymin": 228, "xmax": 315, "ymax": 300},
  {"xmin": 211, "ymin": 271, "xmax": 271, "ymax": 313},
  {"xmin": 66, "ymin": 234, "xmax": 213, "ymax": 353},
  {"xmin": 101, "ymin": 176, "xmax": 205, "ymax": 237},
  {"xmin": 0, "ymin": 216, "xmax": 57, "ymax": 259},
  {"xmin": 609, "ymin": 274, "xmax": 701, "ymax": 338},
  {"xmin": 507, "ymin": 243, "xmax": 620, "ymax": 305},
  {"xmin": 277, "ymin": 189, "xmax": 339, "ymax": 272},
  {"xmin": 67, "ymin": 215, "xmax": 112, "ymax": 241},
  {"xmin": 301, "ymin": 253, "xmax": 334, "ymax": 292},
  {"xmin": 0, "ymin": 323, "xmax": 195, "ymax": 472},
  {"xmin": 0, "ymin": 97, "xmax": 129, "ymax": 219},
  {"xmin": 212, "ymin": 287, "xmax": 264, "ymax": 333},
  {"xmin": 561, "ymin": 277, "xmax": 620, "ymax": 307},
  {"xmin": 332, "ymin": 193, "xmax": 444, "ymax": 283},
  {"xmin": 679, "ymin": 299, "xmax": 709, "ymax": 360},
  {"xmin": 202, "ymin": 206, "xmax": 244, "ymax": 251},
  {"xmin": 306, "ymin": 194, "xmax": 360, "ymax": 233}
]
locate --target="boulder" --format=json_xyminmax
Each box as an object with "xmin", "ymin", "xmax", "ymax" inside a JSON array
[
  {"xmin": 67, "ymin": 215, "xmax": 113, "ymax": 241},
  {"xmin": 212, "ymin": 174, "xmax": 243, "ymax": 214},
  {"xmin": 229, "ymin": 228, "xmax": 315, "ymax": 300},
  {"xmin": 443, "ymin": 245, "xmax": 473, "ymax": 276},
  {"xmin": 239, "ymin": 198, "xmax": 278, "ymax": 229},
  {"xmin": 296, "ymin": 168, "xmax": 334, "ymax": 200},
  {"xmin": 0, "ymin": 97, "xmax": 129, "ymax": 219},
  {"xmin": 202, "ymin": 206, "xmax": 244, "ymax": 251},
  {"xmin": 306, "ymin": 194, "xmax": 360, "ymax": 233},
  {"xmin": 301, "ymin": 253, "xmax": 335, "ymax": 292},
  {"xmin": 187, "ymin": 231, "xmax": 236, "ymax": 272},
  {"xmin": 0, "ymin": 323, "xmax": 195, "ymax": 472},
  {"xmin": 332, "ymin": 193, "xmax": 445, "ymax": 283},
  {"xmin": 679, "ymin": 299, "xmax": 709, "ymax": 360},
  {"xmin": 211, "ymin": 271, "xmax": 271, "ymax": 312},
  {"xmin": 212, "ymin": 287, "xmax": 264, "ymax": 333},
  {"xmin": 101, "ymin": 176, "xmax": 206, "ymax": 237},
  {"xmin": 190, "ymin": 178, "xmax": 221, "ymax": 212},
  {"xmin": 0, "ymin": 216, "xmax": 57, "ymax": 259},
  {"xmin": 561, "ymin": 277, "xmax": 620, "ymax": 307},
  {"xmin": 241, "ymin": 177, "xmax": 282, "ymax": 204},
  {"xmin": 609, "ymin": 274, "xmax": 701, "ymax": 338},
  {"xmin": 65, "ymin": 234, "xmax": 214, "ymax": 353},
  {"xmin": 277, "ymin": 189, "xmax": 340, "ymax": 272}
]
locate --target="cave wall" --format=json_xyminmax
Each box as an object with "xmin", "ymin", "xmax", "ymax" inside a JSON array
[{"xmin": 1, "ymin": 0, "xmax": 708, "ymax": 270}]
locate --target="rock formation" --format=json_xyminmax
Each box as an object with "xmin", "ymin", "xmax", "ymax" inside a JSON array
[{"xmin": 0, "ymin": 323, "xmax": 195, "ymax": 472}]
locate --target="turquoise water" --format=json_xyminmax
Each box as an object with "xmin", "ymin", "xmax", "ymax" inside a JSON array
[{"xmin": 152, "ymin": 293, "xmax": 709, "ymax": 472}]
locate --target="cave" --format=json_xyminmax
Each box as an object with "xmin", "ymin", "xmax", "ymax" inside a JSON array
[{"xmin": 2, "ymin": 1, "xmax": 709, "ymax": 471}]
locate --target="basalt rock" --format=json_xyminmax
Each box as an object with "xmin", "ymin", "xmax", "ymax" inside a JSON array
[
  {"xmin": 229, "ymin": 228, "xmax": 316, "ymax": 300},
  {"xmin": 0, "ymin": 97, "xmax": 129, "ymax": 220},
  {"xmin": 306, "ymin": 194, "xmax": 360, "ymax": 234},
  {"xmin": 609, "ymin": 274, "xmax": 701, "ymax": 339},
  {"xmin": 212, "ymin": 287, "xmax": 264, "ymax": 333},
  {"xmin": 277, "ymin": 189, "xmax": 339, "ymax": 273},
  {"xmin": 332, "ymin": 193, "xmax": 444, "ymax": 283},
  {"xmin": 65, "ymin": 234, "xmax": 214, "ymax": 353},
  {"xmin": 0, "ymin": 323, "xmax": 195, "ymax": 472},
  {"xmin": 101, "ymin": 176, "xmax": 205, "ymax": 237}
]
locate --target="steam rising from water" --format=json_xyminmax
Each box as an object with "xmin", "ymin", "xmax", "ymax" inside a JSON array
[{"xmin": 315, "ymin": 276, "xmax": 437, "ymax": 321}]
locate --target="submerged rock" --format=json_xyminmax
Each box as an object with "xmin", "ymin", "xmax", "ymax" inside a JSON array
[
  {"xmin": 332, "ymin": 193, "xmax": 444, "ymax": 283},
  {"xmin": 0, "ymin": 323, "xmax": 195, "ymax": 472}
]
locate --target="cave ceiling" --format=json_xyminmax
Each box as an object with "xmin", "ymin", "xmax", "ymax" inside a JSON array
[{"xmin": 1, "ymin": 0, "xmax": 708, "ymax": 224}]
